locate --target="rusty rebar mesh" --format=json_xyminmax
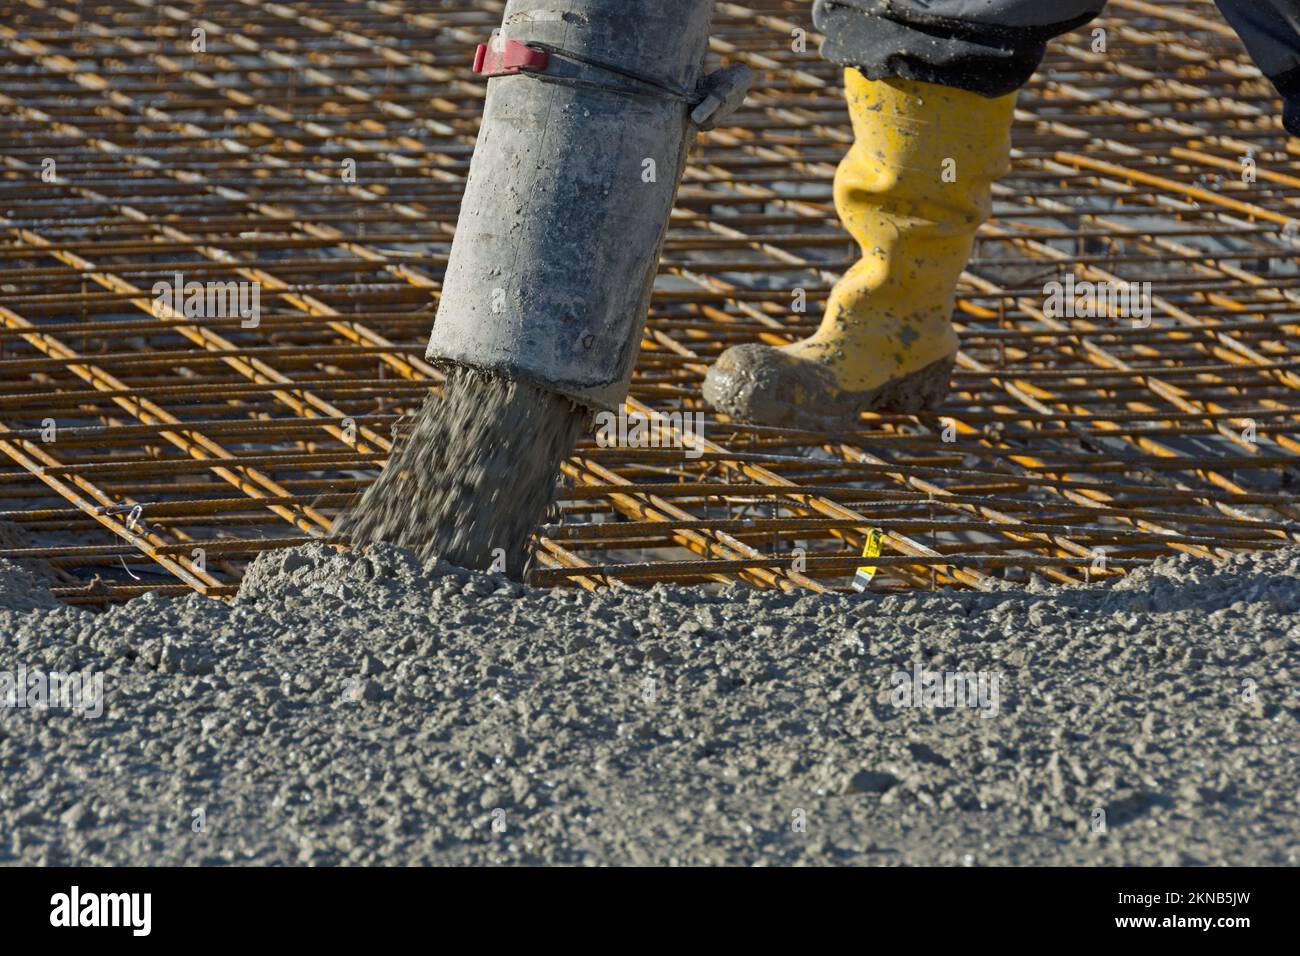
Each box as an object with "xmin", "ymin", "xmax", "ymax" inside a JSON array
[{"xmin": 1, "ymin": 0, "xmax": 1298, "ymax": 604}]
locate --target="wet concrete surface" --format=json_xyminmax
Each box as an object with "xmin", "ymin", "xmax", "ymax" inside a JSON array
[{"xmin": 0, "ymin": 542, "xmax": 1296, "ymax": 865}]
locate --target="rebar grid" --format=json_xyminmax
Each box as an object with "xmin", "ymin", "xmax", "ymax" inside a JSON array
[{"xmin": 1, "ymin": 0, "xmax": 1298, "ymax": 603}]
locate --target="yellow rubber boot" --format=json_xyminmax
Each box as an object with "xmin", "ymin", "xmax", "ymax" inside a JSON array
[{"xmin": 703, "ymin": 70, "xmax": 1016, "ymax": 429}]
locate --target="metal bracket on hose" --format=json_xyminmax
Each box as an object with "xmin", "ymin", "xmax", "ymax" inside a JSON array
[
  {"xmin": 472, "ymin": 38, "xmax": 550, "ymax": 76},
  {"xmin": 470, "ymin": 36, "xmax": 752, "ymax": 126},
  {"xmin": 690, "ymin": 63, "xmax": 754, "ymax": 129}
]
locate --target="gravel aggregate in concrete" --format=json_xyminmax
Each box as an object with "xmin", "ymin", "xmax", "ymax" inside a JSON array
[{"xmin": 1, "ymin": 542, "xmax": 1297, "ymax": 866}]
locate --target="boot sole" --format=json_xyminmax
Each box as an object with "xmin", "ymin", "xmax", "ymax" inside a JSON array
[
  {"xmin": 703, "ymin": 348, "xmax": 955, "ymax": 431},
  {"xmin": 856, "ymin": 353, "xmax": 956, "ymax": 416}
]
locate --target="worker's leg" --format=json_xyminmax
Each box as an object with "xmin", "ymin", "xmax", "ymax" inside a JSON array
[
  {"xmin": 703, "ymin": 0, "xmax": 1106, "ymax": 429},
  {"xmin": 814, "ymin": 0, "xmax": 1106, "ymax": 96},
  {"xmin": 1215, "ymin": 0, "xmax": 1300, "ymax": 134}
]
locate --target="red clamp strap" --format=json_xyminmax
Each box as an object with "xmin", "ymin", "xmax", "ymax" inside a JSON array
[{"xmin": 472, "ymin": 39, "xmax": 550, "ymax": 77}]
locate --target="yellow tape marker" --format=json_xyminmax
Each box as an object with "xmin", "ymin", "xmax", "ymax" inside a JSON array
[{"xmin": 853, "ymin": 529, "xmax": 883, "ymax": 592}]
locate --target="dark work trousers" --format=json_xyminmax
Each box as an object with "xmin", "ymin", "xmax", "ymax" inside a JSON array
[{"xmin": 813, "ymin": 0, "xmax": 1300, "ymax": 132}]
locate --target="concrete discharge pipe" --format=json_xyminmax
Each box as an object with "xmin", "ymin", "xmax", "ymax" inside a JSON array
[
  {"xmin": 336, "ymin": 0, "xmax": 748, "ymax": 578},
  {"xmin": 427, "ymin": 0, "xmax": 748, "ymax": 411}
]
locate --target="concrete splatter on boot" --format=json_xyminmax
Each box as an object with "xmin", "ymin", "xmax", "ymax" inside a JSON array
[{"xmin": 704, "ymin": 72, "xmax": 1016, "ymax": 429}]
